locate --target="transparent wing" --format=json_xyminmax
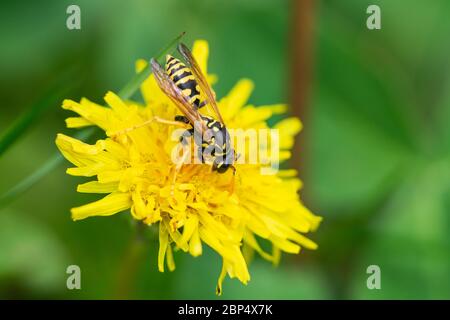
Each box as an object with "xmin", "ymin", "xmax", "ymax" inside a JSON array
[
  {"xmin": 177, "ymin": 43, "xmax": 225, "ymax": 125},
  {"xmin": 150, "ymin": 58, "xmax": 205, "ymax": 132}
]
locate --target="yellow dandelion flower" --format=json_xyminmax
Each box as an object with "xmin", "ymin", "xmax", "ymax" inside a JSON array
[{"xmin": 55, "ymin": 39, "xmax": 322, "ymax": 294}]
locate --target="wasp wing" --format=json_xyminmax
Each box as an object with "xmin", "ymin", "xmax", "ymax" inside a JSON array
[
  {"xmin": 150, "ymin": 58, "xmax": 206, "ymax": 132},
  {"xmin": 177, "ymin": 43, "xmax": 225, "ymax": 125}
]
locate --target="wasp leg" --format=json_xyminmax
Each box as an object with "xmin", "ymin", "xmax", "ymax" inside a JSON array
[
  {"xmin": 152, "ymin": 116, "xmax": 188, "ymax": 126},
  {"xmin": 195, "ymin": 96, "xmax": 216, "ymax": 110},
  {"xmin": 174, "ymin": 115, "xmax": 190, "ymax": 123},
  {"xmin": 109, "ymin": 116, "xmax": 187, "ymax": 137},
  {"xmin": 196, "ymin": 100, "xmax": 207, "ymax": 109}
]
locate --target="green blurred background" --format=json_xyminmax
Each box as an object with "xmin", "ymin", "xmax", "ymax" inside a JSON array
[{"xmin": 0, "ymin": 0, "xmax": 449, "ymax": 299}]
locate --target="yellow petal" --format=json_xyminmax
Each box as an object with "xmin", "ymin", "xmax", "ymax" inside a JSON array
[
  {"xmin": 97, "ymin": 170, "xmax": 124, "ymax": 183},
  {"xmin": 56, "ymin": 134, "xmax": 119, "ymax": 177},
  {"xmin": 246, "ymin": 214, "xmax": 271, "ymax": 239},
  {"xmin": 77, "ymin": 181, "xmax": 118, "ymax": 193},
  {"xmin": 197, "ymin": 210, "xmax": 232, "ymax": 241},
  {"xmin": 131, "ymin": 185, "xmax": 148, "ymax": 220},
  {"xmin": 104, "ymin": 91, "xmax": 129, "ymax": 118},
  {"xmin": 279, "ymin": 150, "xmax": 292, "ymax": 161},
  {"xmin": 189, "ymin": 229, "xmax": 203, "ymax": 257},
  {"xmin": 233, "ymin": 106, "xmax": 272, "ymax": 128},
  {"xmin": 55, "ymin": 133, "xmax": 88, "ymax": 167},
  {"xmin": 66, "ymin": 164, "xmax": 104, "ymax": 177},
  {"xmin": 158, "ymin": 221, "xmax": 169, "ymax": 272},
  {"xmin": 198, "ymin": 227, "xmax": 234, "ymax": 261},
  {"xmin": 277, "ymin": 169, "xmax": 298, "ymax": 178},
  {"xmin": 71, "ymin": 192, "xmax": 131, "ymax": 221},
  {"xmin": 289, "ymin": 229, "xmax": 318, "ymax": 250},
  {"xmin": 65, "ymin": 117, "xmax": 93, "ymax": 128},
  {"xmin": 192, "ymin": 39, "xmax": 209, "ymax": 75},
  {"xmin": 56, "ymin": 134, "xmax": 118, "ymax": 172},
  {"xmin": 62, "ymin": 98, "xmax": 111, "ymax": 130},
  {"xmin": 166, "ymin": 244, "xmax": 176, "ymax": 272},
  {"xmin": 221, "ymin": 79, "xmax": 254, "ymax": 120},
  {"xmin": 243, "ymin": 230, "xmax": 273, "ymax": 262},
  {"xmin": 275, "ymin": 117, "xmax": 303, "ymax": 149},
  {"xmin": 179, "ymin": 215, "xmax": 198, "ymax": 248},
  {"xmin": 275, "ymin": 117, "xmax": 302, "ymax": 135},
  {"xmin": 135, "ymin": 59, "xmax": 147, "ymax": 73},
  {"xmin": 272, "ymin": 246, "xmax": 281, "ymax": 266},
  {"xmin": 269, "ymin": 235, "xmax": 300, "ymax": 254},
  {"xmin": 258, "ymin": 104, "xmax": 288, "ymax": 114},
  {"xmin": 231, "ymin": 248, "xmax": 251, "ymax": 284},
  {"xmin": 216, "ymin": 260, "xmax": 228, "ymax": 296},
  {"xmin": 163, "ymin": 219, "xmax": 189, "ymax": 252},
  {"xmin": 104, "ymin": 139, "xmax": 128, "ymax": 160}
]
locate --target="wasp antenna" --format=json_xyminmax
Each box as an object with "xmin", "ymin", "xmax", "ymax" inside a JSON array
[
  {"xmin": 150, "ymin": 58, "xmax": 158, "ymax": 66},
  {"xmin": 150, "ymin": 58, "xmax": 164, "ymax": 74},
  {"xmin": 178, "ymin": 42, "xmax": 188, "ymax": 54}
]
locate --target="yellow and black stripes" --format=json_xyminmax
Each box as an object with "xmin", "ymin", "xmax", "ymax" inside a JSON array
[
  {"xmin": 166, "ymin": 55, "xmax": 202, "ymax": 107},
  {"xmin": 154, "ymin": 49, "xmax": 234, "ymax": 174},
  {"xmin": 201, "ymin": 116, "xmax": 233, "ymax": 171}
]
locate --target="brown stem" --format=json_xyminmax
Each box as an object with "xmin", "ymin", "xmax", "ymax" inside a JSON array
[{"xmin": 289, "ymin": 0, "xmax": 316, "ymax": 184}]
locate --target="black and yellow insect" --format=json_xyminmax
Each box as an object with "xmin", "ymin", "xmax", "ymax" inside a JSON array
[
  {"xmin": 165, "ymin": 54, "xmax": 204, "ymax": 109},
  {"xmin": 151, "ymin": 43, "xmax": 236, "ymax": 174}
]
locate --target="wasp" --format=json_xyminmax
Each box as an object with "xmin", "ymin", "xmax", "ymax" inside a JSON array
[
  {"xmin": 149, "ymin": 43, "xmax": 237, "ymax": 175},
  {"xmin": 113, "ymin": 43, "xmax": 238, "ymax": 194}
]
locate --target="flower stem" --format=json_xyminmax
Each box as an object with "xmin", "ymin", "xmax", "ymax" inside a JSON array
[
  {"xmin": 290, "ymin": 0, "xmax": 315, "ymax": 191},
  {"xmin": 0, "ymin": 71, "xmax": 79, "ymax": 156}
]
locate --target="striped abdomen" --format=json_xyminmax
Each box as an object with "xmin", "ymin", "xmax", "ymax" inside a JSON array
[
  {"xmin": 201, "ymin": 116, "xmax": 234, "ymax": 173},
  {"xmin": 165, "ymin": 55, "xmax": 202, "ymax": 108}
]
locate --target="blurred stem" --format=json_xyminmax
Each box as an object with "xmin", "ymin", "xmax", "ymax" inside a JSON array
[
  {"xmin": 113, "ymin": 221, "xmax": 148, "ymax": 299},
  {"xmin": 0, "ymin": 71, "xmax": 79, "ymax": 156},
  {"xmin": 0, "ymin": 32, "xmax": 185, "ymax": 208},
  {"xmin": 0, "ymin": 128, "xmax": 96, "ymax": 207},
  {"xmin": 290, "ymin": 0, "xmax": 315, "ymax": 180}
]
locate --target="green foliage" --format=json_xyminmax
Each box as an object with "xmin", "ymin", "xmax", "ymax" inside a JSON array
[{"xmin": 0, "ymin": 210, "xmax": 68, "ymax": 298}]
